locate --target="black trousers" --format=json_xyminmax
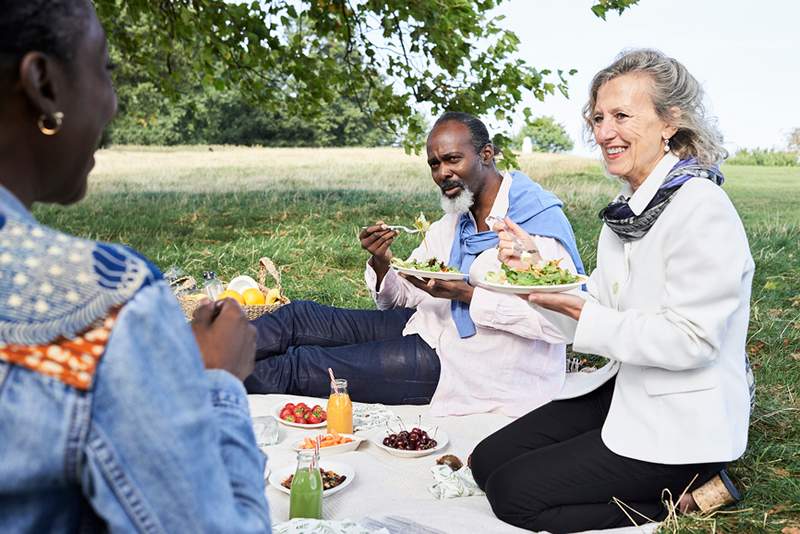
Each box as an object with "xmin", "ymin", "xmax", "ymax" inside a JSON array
[
  {"xmin": 470, "ymin": 378, "xmax": 724, "ymax": 533},
  {"xmin": 244, "ymin": 301, "xmax": 440, "ymax": 404}
]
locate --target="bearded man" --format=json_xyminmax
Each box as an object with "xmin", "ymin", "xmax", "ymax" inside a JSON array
[{"xmin": 245, "ymin": 112, "xmax": 585, "ymax": 417}]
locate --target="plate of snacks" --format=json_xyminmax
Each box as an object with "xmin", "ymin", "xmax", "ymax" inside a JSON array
[
  {"xmin": 274, "ymin": 401, "xmax": 327, "ymax": 428},
  {"xmin": 368, "ymin": 423, "xmax": 449, "ymax": 458},
  {"xmin": 481, "ymin": 260, "xmax": 588, "ymax": 294},
  {"xmin": 292, "ymin": 433, "xmax": 365, "ymax": 456},
  {"xmin": 269, "ymin": 460, "xmax": 354, "ymax": 497},
  {"xmin": 390, "ymin": 258, "xmax": 464, "ymax": 281}
]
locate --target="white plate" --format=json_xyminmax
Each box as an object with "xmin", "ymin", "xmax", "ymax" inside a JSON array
[
  {"xmin": 269, "ymin": 460, "xmax": 354, "ymax": 497},
  {"xmin": 273, "ymin": 402, "xmax": 328, "ymax": 429},
  {"xmin": 391, "ymin": 265, "xmax": 465, "ymax": 281},
  {"xmin": 367, "ymin": 424, "xmax": 449, "ymax": 458},
  {"xmin": 292, "ymin": 434, "xmax": 364, "ymax": 456},
  {"xmin": 227, "ymin": 275, "xmax": 260, "ymax": 294},
  {"xmin": 479, "ymin": 274, "xmax": 588, "ymax": 294}
]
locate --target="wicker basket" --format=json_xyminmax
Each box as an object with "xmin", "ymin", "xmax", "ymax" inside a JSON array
[{"xmin": 178, "ymin": 257, "xmax": 289, "ymax": 321}]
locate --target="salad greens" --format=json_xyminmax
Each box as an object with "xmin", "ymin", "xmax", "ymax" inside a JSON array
[
  {"xmin": 485, "ymin": 260, "xmax": 580, "ymax": 286},
  {"xmin": 391, "ymin": 257, "xmax": 460, "ymax": 273},
  {"xmin": 413, "ymin": 212, "xmax": 431, "ymax": 233}
]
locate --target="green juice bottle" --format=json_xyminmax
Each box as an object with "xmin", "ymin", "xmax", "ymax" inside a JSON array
[{"xmin": 289, "ymin": 449, "xmax": 323, "ymax": 520}]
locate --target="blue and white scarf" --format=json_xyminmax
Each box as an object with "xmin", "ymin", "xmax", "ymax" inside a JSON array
[
  {"xmin": 448, "ymin": 171, "xmax": 585, "ymax": 338},
  {"xmin": 599, "ymin": 158, "xmax": 724, "ymax": 242}
]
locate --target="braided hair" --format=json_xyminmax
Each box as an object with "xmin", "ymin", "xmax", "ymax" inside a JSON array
[
  {"xmin": 0, "ymin": 0, "xmax": 89, "ymax": 82},
  {"xmin": 432, "ymin": 112, "xmax": 494, "ymax": 155}
]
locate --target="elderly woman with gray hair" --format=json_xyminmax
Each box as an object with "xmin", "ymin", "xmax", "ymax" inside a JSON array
[{"xmin": 470, "ymin": 49, "xmax": 754, "ymax": 533}]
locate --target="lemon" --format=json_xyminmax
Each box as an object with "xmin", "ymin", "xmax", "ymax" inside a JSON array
[
  {"xmin": 242, "ymin": 288, "xmax": 266, "ymax": 306},
  {"xmin": 265, "ymin": 287, "xmax": 281, "ymax": 305},
  {"xmin": 217, "ymin": 289, "xmax": 245, "ymax": 305}
]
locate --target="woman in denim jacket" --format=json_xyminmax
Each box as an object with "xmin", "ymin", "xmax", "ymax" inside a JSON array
[{"xmin": 0, "ymin": 1, "xmax": 270, "ymax": 532}]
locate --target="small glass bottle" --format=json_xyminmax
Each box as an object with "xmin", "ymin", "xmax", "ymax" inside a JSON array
[
  {"xmin": 288, "ymin": 449, "xmax": 323, "ymax": 520},
  {"xmin": 202, "ymin": 271, "xmax": 223, "ymax": 300},
  {"xmin": 327, "ymin": 378, "xmax": 353, "ymax": 434}
]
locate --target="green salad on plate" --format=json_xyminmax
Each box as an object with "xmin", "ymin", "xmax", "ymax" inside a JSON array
[
  {"xmin": 391, "ymin": 257, "xmax": 461, "ymax": 273},
  {"xmin": 485, "ymin": 260, "xmax": 579, "ymax": 286}
]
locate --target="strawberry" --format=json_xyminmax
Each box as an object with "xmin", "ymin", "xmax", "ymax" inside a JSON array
[
  {"xmin": 311, "ymin": 405, "xmax": 324, "ymax": 418},
  {"xmin": 293, "ymin": 405, "xmax": 307, "ymax": 417},
  {"xmin": 284, "ymin": 403, "xmax": 295, "ymax": 411},
  {"xmin": 281, "ymin": 414, "xmax": 296, "ymax": 423},
  {"xmin": 306, "ymin": 414, "xmax": 321, "ymax": 424}
]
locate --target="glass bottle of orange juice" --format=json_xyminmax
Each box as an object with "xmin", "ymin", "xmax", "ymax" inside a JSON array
[{"xmin": 327, "ymin": 378, "xmax": 353, "ymax": 434}]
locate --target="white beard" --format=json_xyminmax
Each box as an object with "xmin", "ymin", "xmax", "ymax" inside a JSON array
[{"xmin": 439, "ymin": 185, "xmax": 475, "ymax": 215}]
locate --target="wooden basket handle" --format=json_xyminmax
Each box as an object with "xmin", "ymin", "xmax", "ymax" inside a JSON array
[{"xmin": 258, "ymin": 257, "xmax": 282, "ymax": 290}]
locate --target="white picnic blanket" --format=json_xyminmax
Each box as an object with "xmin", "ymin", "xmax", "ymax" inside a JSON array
[{"xmin": 249, "ymin": 394, "xmax": 659, "ymax": 534}]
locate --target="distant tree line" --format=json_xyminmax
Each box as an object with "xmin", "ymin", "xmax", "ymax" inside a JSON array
[
  {"xmin": 107, "ymin": 85, "xmax": 395, "ymax": 147},
  {"xmin": 726, "ymin": 148, "xmax": 798, "ymax": 167},
  {"xmin": 725, "ymin": 128, "xmax": 800, "ymax": 166},
  {"xmin": 512, "ymin": 116, "xmax": 573, "ymax": 153}
]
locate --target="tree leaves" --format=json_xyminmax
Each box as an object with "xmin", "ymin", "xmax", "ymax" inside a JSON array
[{"xmin": 96, "ymin": 0, "xmax": 636, "ymax": 162}]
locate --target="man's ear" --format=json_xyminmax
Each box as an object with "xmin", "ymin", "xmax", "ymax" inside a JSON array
[
  {"xmin": 480, "ymin": 143, "xmax": 495, "ymax": 165},
  {"xmin": 18, "ymin": 52, "xmax": 62, "ymax": 118}
]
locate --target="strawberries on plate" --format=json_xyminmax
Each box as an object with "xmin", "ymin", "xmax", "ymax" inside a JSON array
[{"xmin": 279, "ymin": 401, "xmax": 326, "ymax": 425}]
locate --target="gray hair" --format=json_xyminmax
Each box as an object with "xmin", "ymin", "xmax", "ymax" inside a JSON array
[{"xmin": 582, "ymin": 49, "xmax": 727, "ymax": 165}]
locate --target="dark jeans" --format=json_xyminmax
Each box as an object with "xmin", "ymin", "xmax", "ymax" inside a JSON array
[
  {"xmin": 470, "ymin": 378, "xmax": 724, "ymax": 533},
  {"xmin": 244, "ymin": 301, "xmax": 440, "ymax": 405}
]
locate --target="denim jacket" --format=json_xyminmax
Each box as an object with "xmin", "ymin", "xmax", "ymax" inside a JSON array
[{"xmin": 0, "ymin": 186, "xmax": 271, "ymax": 533}]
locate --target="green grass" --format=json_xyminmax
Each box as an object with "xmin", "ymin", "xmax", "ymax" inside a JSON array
[{"xmin": 33, "ymin": 146, "xmax": 800, "ymax": 532}]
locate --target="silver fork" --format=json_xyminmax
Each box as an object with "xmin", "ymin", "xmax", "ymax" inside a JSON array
[
  {"xmin": 487, "ymin": 216, "xmax": 541, "ymax": 259},
  {"xmin": 361, "ymin": 225, "xmax": 421, "ymax": 234}
]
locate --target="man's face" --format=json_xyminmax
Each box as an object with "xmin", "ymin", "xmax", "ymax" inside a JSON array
[{"xmin": 426, "ymin": 121, "xmax": 485, "ymax": 213}]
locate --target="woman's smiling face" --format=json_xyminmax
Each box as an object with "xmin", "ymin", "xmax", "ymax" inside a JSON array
[{"xmin": 591, "ymin": 72, "xmax": 676, "ymax": 189}]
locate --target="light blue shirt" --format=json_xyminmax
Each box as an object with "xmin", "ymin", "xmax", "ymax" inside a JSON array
[{"xmin": 0, "ymin": 185, "xmax": 271, "ymax": 532}]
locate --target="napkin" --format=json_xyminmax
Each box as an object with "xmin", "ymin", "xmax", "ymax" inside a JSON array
[
  {"xmin": 427, "ymin": 465, "xmax": 485, "ymax": 499},
  {"xmin": 273, "ymin": 518, "xmax": 388, "ymax": 534},
  {"xmin": 352, "ymin": 402, "xmax": 397, "ymax": 432}
]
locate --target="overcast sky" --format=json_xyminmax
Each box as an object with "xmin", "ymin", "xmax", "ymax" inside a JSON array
[{"xmin": 490, "ymin": 0, "xmax": 800, "ymax": 156}]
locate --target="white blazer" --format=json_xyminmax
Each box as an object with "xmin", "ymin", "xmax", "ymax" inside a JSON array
[{"xmin": 542, "ymin": 154, "xmax": 754, "ymax": 465}]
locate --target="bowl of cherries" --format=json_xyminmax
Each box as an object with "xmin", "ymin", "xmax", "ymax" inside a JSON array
[{"xmin": 370, "ymin": 421, "xmax": 449, "ymax": 458}]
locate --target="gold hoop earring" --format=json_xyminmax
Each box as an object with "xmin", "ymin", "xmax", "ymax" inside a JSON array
[
  {"xmin": 38, "ymin": 112, "xmax": 64, "ymax": 136},
  {"xmin": 663, "ymin": 137, "xmax": 670, "ymax": 153}
]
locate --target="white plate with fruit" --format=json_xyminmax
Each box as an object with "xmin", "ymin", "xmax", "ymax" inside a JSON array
[
  {"xmin": 274, "ymin": 401, "xmax": 328, "ymax": 428},
  {"xmin": 292, "ymin": 433, "xmax": 364, "ymax": 456},
  {"xmin": 367, "ymin": 423, "xmax": 449, "ymax": 458}
]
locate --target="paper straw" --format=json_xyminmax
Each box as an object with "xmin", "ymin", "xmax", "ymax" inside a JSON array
[{"xmin": 328, "ymin": 367, "xmax": 339, "ymax": 394}]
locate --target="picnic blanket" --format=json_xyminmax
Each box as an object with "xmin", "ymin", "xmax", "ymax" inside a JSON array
[{"xmin": 250, "ymin": 394, "xmax": 660, "ymax": 534}]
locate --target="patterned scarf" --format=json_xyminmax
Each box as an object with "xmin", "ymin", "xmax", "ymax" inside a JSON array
[{"xmin": 599, "ymin": 158, "xmax": 724, "ymax": 242}]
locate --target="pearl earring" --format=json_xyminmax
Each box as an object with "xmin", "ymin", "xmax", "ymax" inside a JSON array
[{"xmin": 663, "ymin": 137, "xmax": 670, "ymax": 153}]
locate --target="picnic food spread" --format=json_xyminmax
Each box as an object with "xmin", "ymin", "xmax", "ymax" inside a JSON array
[
  {"xmin": 390, "ymin": 257, "xmax": 461, "ymax": 273},
  {"xmin": 484, "ymin": 259, "xmax": 579, "ymax": 286},
  {"xmin": 280, "ymin": 402, "xmax": 327, "ymax": 425},
  {"xmin": 283, "ymin": 468, "xmax": 347, "ymax": 492}
]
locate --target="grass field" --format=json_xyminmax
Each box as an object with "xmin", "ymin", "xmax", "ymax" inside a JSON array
[{"xmin": 34, "ymin": 146, "xmax": 800, "ymax": 532}]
